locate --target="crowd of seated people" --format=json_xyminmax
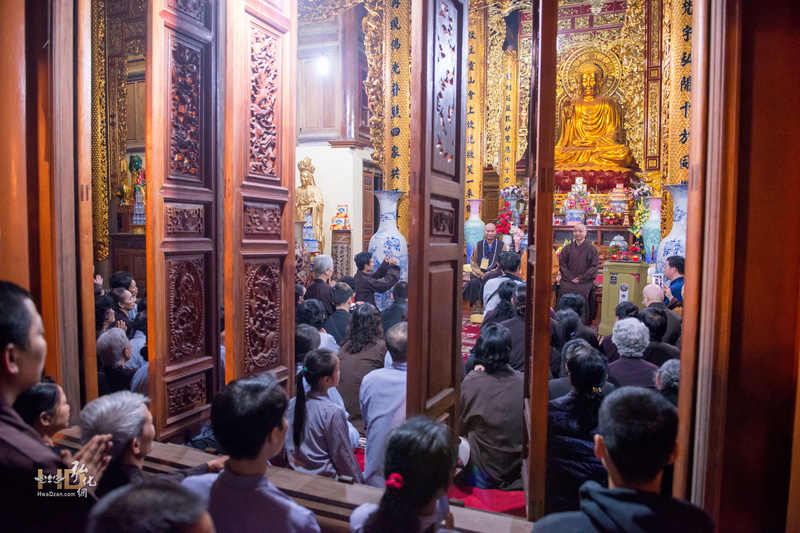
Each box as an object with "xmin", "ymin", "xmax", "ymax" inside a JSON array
[{"xmin": 0, "ymin": 250, "xmax": 708, "ymax": 532}]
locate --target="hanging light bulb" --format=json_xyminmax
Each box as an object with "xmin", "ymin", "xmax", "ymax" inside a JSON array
[{"xmin": 316, "ymin": 54, "xmax": 330, "ymax": 76}]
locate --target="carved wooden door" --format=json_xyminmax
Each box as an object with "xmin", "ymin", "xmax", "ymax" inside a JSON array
[
  {"xmin": 524, "ymin": 0, "xmax": 557, "ymax": 519},
  {"xmin": 146, "ymin": 0, "xmax": 221, "ymax": 440},
  {"xmin": 406, "ymin": 0, "xmax": 469, "ymax": 430},
  {"xmin": 223, "ymin": 0, "xmax": 296, "ymax": 392}
]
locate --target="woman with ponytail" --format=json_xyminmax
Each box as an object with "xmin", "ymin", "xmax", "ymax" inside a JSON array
[
  {"xmin": 350, "ymin": 416, "xmax": 458, "ymax": 533},
  {"xmin": 285, "ymin": 348, "xmax": 364, "ymax": 483},
  {"xmin": 544, "ymin": 347, "xmax": 609, "ymax": 514}
]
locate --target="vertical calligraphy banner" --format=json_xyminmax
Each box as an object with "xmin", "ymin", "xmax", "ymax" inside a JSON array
[
  {"xmin": 499, "ymin": 50, "xmax": 519, "ymax": 187},
  {"xmin": 383, "ymin": 0, "xmax": 412, "ymax": 239},
  {"xmin": 666, "ymin": 0, "xmax": 692, "ymax": 185},
  {"xmin": 465, "ymin": 8, "xmax": 485, "ymax": 216},
  {"xmin": 518, "ymin": 8, "xmax": 533, "ymax": 173}
]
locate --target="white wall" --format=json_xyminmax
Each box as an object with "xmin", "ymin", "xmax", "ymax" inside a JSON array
[{"xmin": 295, "ymin": 144, "xmax": 372, "ymax": 273}]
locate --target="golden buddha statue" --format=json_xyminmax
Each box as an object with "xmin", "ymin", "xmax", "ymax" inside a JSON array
[
  {"xmin": 295, "ymin": 156, "xmax": 325, "ymax": 252},
  {"xmin": 555, "ymin": 62, "xmax": 633, "ymax": 169}
]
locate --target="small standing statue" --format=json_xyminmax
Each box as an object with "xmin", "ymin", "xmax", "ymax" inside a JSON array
[{"xmin": 295, "ymin": 156, "xmax": 325, "ymax": 253}]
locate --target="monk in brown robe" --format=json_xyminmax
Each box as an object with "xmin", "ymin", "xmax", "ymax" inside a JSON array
[{"xmin": 557, "ymin": 224, "xmax": 599, "ymax": 324}]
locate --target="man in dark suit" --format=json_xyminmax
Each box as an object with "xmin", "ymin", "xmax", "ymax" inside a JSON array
[
  {"xmin": 380, "ymin": 281, "xmax": 408, "ymax": 333},
  {"xmin": 642, "ymin": 283, "xmax": 682, "ymax": 345},
  {"xmin": 353, "ymin": 251, "xmax": 400, "ymax": 308}
]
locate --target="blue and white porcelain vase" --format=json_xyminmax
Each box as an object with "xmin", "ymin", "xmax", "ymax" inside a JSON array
[
  {"xmin": 464, "ymin": 198, "xmax": 486, "ymax": 265},
  {"xmin": 642, "ymin": 196, "xmax": 662, "ymax": 264},
  {"xmin": 368, "ymin": 190, "xmax": 408, "ymax": 311},
  {"xmin": 656, "ymin": 183, "xmax": 688, "ymax": 273}
]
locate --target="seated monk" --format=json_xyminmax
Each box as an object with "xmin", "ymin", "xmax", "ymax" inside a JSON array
[{"xmin": 555, "ymin": 62, "xmax": 633, "ymax": 170}]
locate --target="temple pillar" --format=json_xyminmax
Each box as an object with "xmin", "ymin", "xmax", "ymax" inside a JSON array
[{"xmin": 0, "ymin": 0, "xmax": 30, "ymax": 287}]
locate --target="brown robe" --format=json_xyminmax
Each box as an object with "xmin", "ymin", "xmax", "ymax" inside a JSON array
[
  {"xmin": 557, "ymin": 239, "xmax": 599, "ymax": 323},
  {"xmin": 338, "ymin": 339, "xmax": 387, "ymax": 435},
  {"xmin": 459, "ymin": 366, "xmax": 524, "ymax": 490}
]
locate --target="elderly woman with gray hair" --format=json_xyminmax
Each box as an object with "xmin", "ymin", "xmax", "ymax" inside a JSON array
[
  {"xmin": 606, "ymin": 318, "xmax": 659, "ymax": 389},
  {"xmin": 79, "ymin": 391, "xmax": 225, "ymax": 498}
]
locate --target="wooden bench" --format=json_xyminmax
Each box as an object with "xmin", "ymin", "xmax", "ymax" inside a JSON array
[{"xmin": 55, "ymin": 427, "xmax": 533, "ymax": 533}]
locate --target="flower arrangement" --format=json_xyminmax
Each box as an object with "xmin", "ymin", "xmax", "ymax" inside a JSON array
[
  {"xmin": 496, "ymin": 201, "xmax": 513, "ymax": 235},
  {"xmin": 602, "ymin": 212, "xmax": 624, "ymax": 225},
  {"xmin": 556, "ymin": 239, "xmax": 571, "ymax": 257},
  {"xmin": 499, "ymin": 185, "xmax": 527, "ymax": 201},
  {"xmin": 512, "ymin": 226, "xmax": 525, "ymax": 252},
  {"xmin": 628, "ymin": 179, "xmax": 653, "ymax": 201},
  {"xmin": 564, "ymin": 189, "xmax": 592, "ymax": 211}
]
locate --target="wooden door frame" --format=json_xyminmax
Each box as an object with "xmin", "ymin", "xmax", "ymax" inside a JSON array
[{"xmin": 523, "ymin": 0, "xmax": 557, "ymax": 520}]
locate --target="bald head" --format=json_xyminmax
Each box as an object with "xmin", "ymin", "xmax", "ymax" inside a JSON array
[
  {"xmin": 484, "ymin": 224, "xmax": 497, "ymax": 243},
  {"xmin": 643, "ymin": 283, "xmax": 663, "ymax": 305},
  {"xmin": 572, "ymin": 223, "xmax": 587, "ymax": 244}
]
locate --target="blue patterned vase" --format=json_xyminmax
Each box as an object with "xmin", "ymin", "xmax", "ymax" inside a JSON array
[
  {"xmin": 464, "ymin": 199, "xmax": 486, "ymax": 265},
  {"xmin": 642, "ymin": 196, "xmax": 662, "ymax": 264},
  {"xmin": 368, "ymin": 190, "xmax": 408, "ymax": 311},
  {"xmin": 656, "ymin": 184, "xmax": 688, "ymax": 273}
]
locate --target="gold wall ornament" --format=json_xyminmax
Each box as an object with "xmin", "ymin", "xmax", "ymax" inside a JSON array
[
  {"xmin": 363, "ymin": 0, "xmax": 385, "ymax": 168},
  {"xmin": 92, "ymin": 0, "xmax": 109, "ymax": 261},
  {"xmin": 484, "ymin": 5, "xmax": 505, "ymax": 172},
  {"xmin": 382, "ymin": 0, "xmax": 411, "ymax": 239},
  {"xmin": 299, "ymin": 0, "xmax": 363, "ymax": 23},
  {"xmin": 465, "ymin": 7, "xmax": 486, "ymax": 214},
  {"xmin": 618, "ymin": 0, "xmax": 647, "ymax": 169}
]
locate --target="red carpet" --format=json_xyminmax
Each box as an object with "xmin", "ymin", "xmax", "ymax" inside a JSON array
[
  {"xmin": 447, "ymin": 484, "xmax": 527, "ymax": 517},
  {"xmin": 461, "ymin": 315, "xmax": 479, "ymax": 361}
]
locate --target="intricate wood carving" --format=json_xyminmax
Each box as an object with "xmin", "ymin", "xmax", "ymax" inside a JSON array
[
  {"xmin": 170, "ymin": 39, "xmax": 202, "ymax": 179},
  {"xmin": 166, "ymin": 205, "xmax": 205, "ymax": 235},
  {"xmin": 249, "ymin": 24, "xmax": 279, "ymax": 178},
  {"xmin": 168, "ymin": 258, "xmax": 206, "ymax": 362},
  {"xmin": 432, "ymin": 0, "xmax": 458, "ymax": 174},
  {"xmin": 244, "ymin": 261, "xmax": 280, "ymax": 373},
  {"xmin": 430, "ymin": 202, "xmax": 456, "ymax": 238},
  {"xmin": 169, "ymin": 0, "xmax": 205, "ymax": 22},
  {"xmin": 167, "ymin": 374, "xmax": 207, "ymax": 417},
  {"xmin": 244, "ymin": 202, "xmax": 282, "ymax": 236}
]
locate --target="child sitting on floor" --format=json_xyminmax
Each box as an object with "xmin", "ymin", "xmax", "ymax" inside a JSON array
[
  {"xmin": 286, "ymin": 348, "xmax": 365, "ymax": 483},
  {"xmin": 350, "ymin": 416, "xmax": 458, "ymax": 533}
]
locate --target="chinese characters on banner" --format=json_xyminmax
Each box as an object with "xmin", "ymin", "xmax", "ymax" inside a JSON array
[
  {"xmin": 465, "ymin": 9, "xmax": 485, "ymax": 214},
  {"xmin": 384, "ymin": 0, "xmax": 412, "ymax": 238},
  {"xmin": 499, "ymin": 50, "xmax": 519, "ymax": 187},
  {"xmin": 669, "ymin": 0, "xmax": 692, "ymax": 183},
  {"xmin": 517, "ymin": 9, "xmax": 533, "ymax": 167}
]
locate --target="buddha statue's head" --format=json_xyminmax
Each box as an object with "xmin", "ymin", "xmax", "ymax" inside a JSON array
[
  {"xmin": 577, "ymin": 62, "xmax": 604, "ymax": 99},
  {"xmin": 297, "ymin": 156, "xmax": 316, "ymax": 186}
]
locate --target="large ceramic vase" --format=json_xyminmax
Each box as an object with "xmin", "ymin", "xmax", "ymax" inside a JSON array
[
  {"xmin": 642, "ymin": 197, "xmax": 662, "ymax": 264},
  {"xmin": 368, "ymin": 190, "xmax": 408, "ymax": 311},
  {"xmin": 464, "ymin": 199, "xmax": 486, "ymax": 265},
  {"xmin": 656, "ymin": 183, "xmax": 688, "ymax": 273}
]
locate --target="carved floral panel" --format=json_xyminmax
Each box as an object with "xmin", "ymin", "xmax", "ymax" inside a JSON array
[
  {"xmin": 167, "ymin": 374, "xmax": 207, "ymax": 417},
  {"xmin": 244, "ymin": 260, "xmax": 281, "ymax": 374},
  {"xmin": 168, "ymin": 257, "xmax": 206, "ymax": 362},
  {"xmin": 166, "ymin": 204, "xmax": 205, "ymax": 235},
  {"xmin": 244, "ymin": 202, "xmax": 282, "ymax": 236},
  {"xmin": 169, "ymin": 0, "xmax": 205, "ymax": 23},
  {"xmin": 249, "ymin": 23, "xmax": 279, "ymax": 179},
  {"xmin": 170, "ymin": 38, "xmax": 202, "ymax": 180},
  {"xmin": 432, "ymin": 0, "xmax": 459, "ymax": 177},
  {"xmin": 430, "ymin": 201, "xmax": 456, "ymax": 239}
]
